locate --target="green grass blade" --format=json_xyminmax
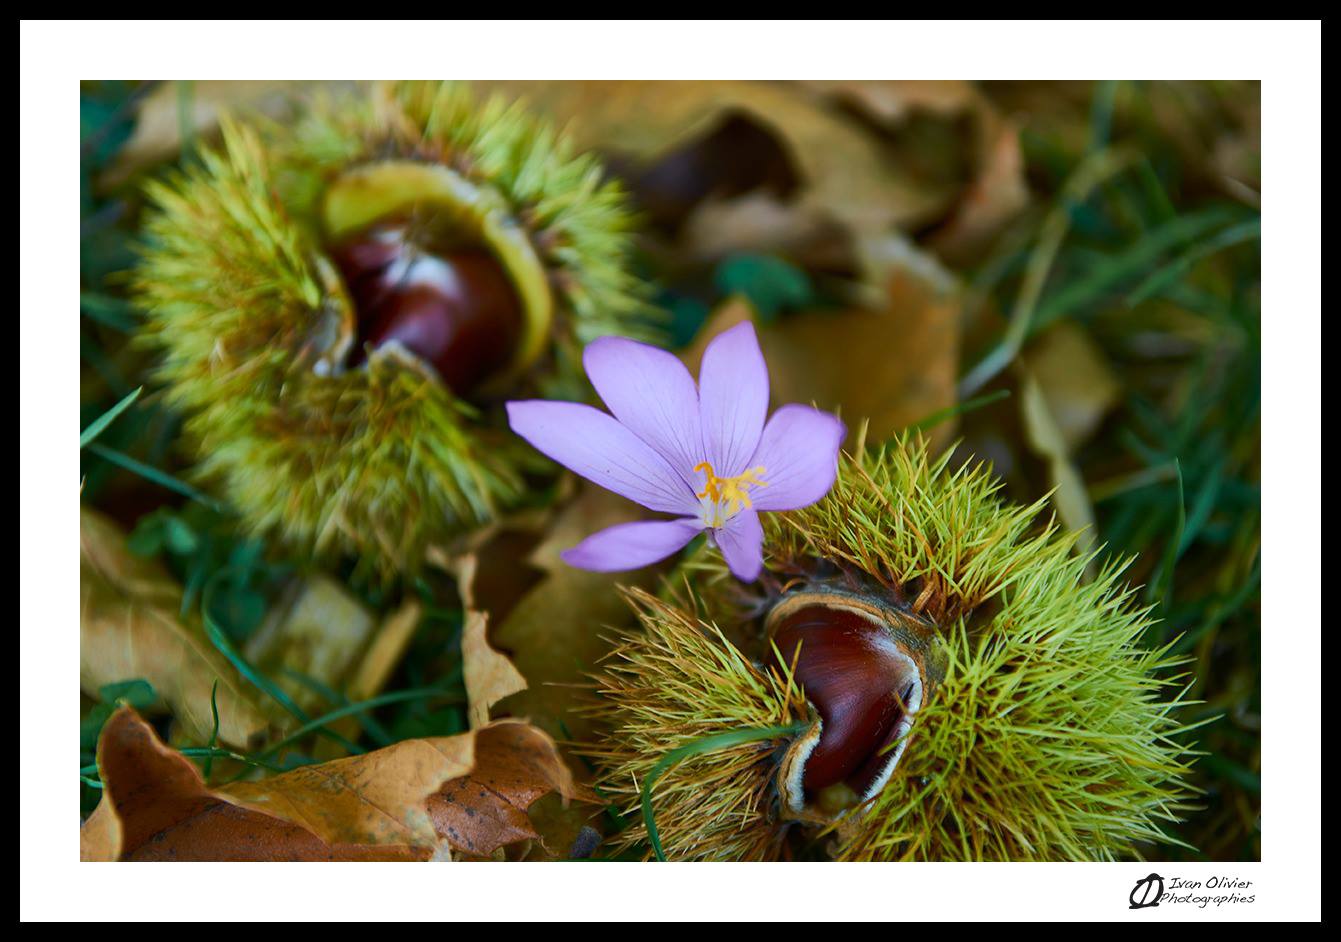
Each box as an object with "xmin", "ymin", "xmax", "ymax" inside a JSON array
[
  {"xmin": 81, "ymin": 746, "xmax": 293, "ymax": 784},
  {"xmin": 200, "ymin": 590, "xmax": 364, "ymax": 756},
  {"xmin": 80, "ymin": 292, "xmax": 139, "ymax": 332},
  {"xmin": 1148, "ymin": 459, "xmax": 1186, "ymax": 608},
  {"xmin": 203, "ymin": 679, "xmax": 220, "ymax": 779},
  {"xmin": 280, "ymin": 670, "xmax": 395, "ymax": 747},
  {"xmin": 904, "ymin": 390, "xmax": 1012, "ymax": 436},
  {"xmin": 1032, "ymin": 206, "xmax": 1239, "ymax": 331},
  {"xmin": 257, "ymin": 686, "xmax": 464, "ymax": 760},
  {"xmin": 641, "ymin": 723, "xmax": 805, "ymax": 862},
  {"xmin": 960, "ymin": 148, "xmax": 1137, "ymax": 396},
  {"xmin": 85, "ymin": 442, "xmax": 222, "ymax": 509},
  {"xmin": 203, "ymin": 613, "xmax": 309, "ymax": 723},
  {"xmin": 79, "ymin": 386, "xmax": 142, "ymax": 448},
  {"xmin": 1126, "ymin": 217, "xmax": 1261, "ymax": 308}
]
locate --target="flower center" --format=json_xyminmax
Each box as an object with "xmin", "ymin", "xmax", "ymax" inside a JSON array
[{"xmin": 694, "ymin": 461, "xmax": 768, "ymax": 527}]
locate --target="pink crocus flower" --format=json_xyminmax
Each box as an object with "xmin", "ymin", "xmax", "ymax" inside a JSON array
[{"xmin": 506, "ymin": 322, "xmax": 845, "ymax": 581}]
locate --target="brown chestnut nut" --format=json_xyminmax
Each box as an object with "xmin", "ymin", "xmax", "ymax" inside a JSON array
[
  {"xmin": 767, "ymin": 593, "xmax": 932, "ymax": 812},
  {"xmin": 330, "ymin": 216, "xmax": 523, "ymax": 397}
]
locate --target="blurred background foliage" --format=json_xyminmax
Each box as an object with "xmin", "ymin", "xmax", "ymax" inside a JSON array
[{"xmin": 79, "ymin": 80, "xmax": 1259, "ymax": 860}]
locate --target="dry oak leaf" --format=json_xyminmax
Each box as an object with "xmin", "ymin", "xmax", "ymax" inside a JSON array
[
  {"xmin": 79, "ymin": 706, "xmax": 440, "ymax": 860},
  {"xmin": 81, "ymin": 707, "xmax": 580, "ymax": 861},
  {"xmin": 80, "ymin": 506, "xmax": 275, "ymax": 749},
  {"xmin": 426, "ymin": 721, "xmax": 588, "ymax": 859}
]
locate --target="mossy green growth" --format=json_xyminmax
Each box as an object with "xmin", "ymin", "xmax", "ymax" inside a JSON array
[
  {"xmin": 133, "ymin": 82, "xmax": 656, "ymax": 580},
  {"xmin": 588, "ymin": 436, "xmax": 1199, "ymax": 861}
]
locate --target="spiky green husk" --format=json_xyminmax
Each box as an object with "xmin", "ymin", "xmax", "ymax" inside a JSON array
[
  {"xmin": 271, "ymin": 82, "xmax": 654, "ymax": 364},
  {"xmin": 133, "ymin": 82, "xmax": 654, "ymax": 577},
  {"xmin": 582, "ymin": 588, "xmax": 808, "ymax": 861},
  {"xmin": 589, "ymin": 437, "xmax": 1199, "ymax": 861}
]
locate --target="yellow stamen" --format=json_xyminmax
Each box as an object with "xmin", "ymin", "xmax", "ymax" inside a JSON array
[{"xmin": 694, "ymin": 461, "xmax": 769, "ymax": 520}]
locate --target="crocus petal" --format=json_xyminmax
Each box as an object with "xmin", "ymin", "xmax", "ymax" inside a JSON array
[
  {"xmin": 506, "ymin": 400, "xmax": 699, "ymax": 515},
  {"xmin": 583, "ymin": 335, "xmax": 703, "ymax": 487},
  {"xmin": 560, "ymin": 518, "xmax": 703, "ymax": 572},
  {"xmin": 749, "ymin": 404, "xmax": 846, "ymax": 512},
  {"xmin": 715, "ymin": 509, "xmax": 764, "ymax": 581},
  {"xmin": 698, "ymin": 321, "xmax": 769, "ymax": 477}
]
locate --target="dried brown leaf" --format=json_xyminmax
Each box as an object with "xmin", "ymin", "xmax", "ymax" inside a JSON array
[
  {"xmin": 80, "ymin": 707, "xmax": 442, "ymax": 860},
  {"xmin": 437, "ymin": 554, "xmax": 530, "ymax": 730},
  {"xmin": 478, "ymin": 80, "xmax": 949, "ymax": 236},
  {"xmin": 1023, "ymin": 322, "xmax": 1121, "ymax": 452},
  {"xmin": 426, "ymin": 721, "xmax": 588, "ymax": 858},
  {"xmin": 81, "ymin": 707, "xmax": 581, "ymax": 861},
  {"xmin": 79, "ymin": 507, "xmax": 275, "ymax": 749},
  {"xmin": 687, "ymin": 253, "xmax": 961, "ymax": 452},
  {"xmin": 244, "ymin": 574, "xmax": 377, "ymax": 718},
  {"xmin": 462, "ymin": 607, "xmax": 528, "ymax": 730},
  {"xmin": 219, "ymin": 739, "xmax": 473, "ymax": 855},
  {"xmin": 1019, "ymin": 369, "xmax": 1098, "ymax": 561},
  {"xmin": 927, "ymin": 115, "xmax": 1031, "ymax": 262},
  {"xmin": 488, "ymin": 487, "xmax": 655, "ymax": 742}
]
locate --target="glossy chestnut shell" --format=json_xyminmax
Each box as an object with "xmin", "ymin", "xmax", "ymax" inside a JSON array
[
  {"xmin": 772, "ymin": 604, "xmax": 921, "ymax": 795},
  {"xmin": 766, "ymin": 590, "xmax": 939, "ymax": 816},
  {"xmin": 330, "ymin": 215, "xmax": 523, "ymax": 397}
]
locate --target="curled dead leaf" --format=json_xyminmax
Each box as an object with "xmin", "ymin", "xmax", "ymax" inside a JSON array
[
  {"xmin": 435, "ymin": 506, "xmax": 624, "ymax": 856},
  {"xmin": 81, "ymin": 706, "xmax": 582, "ymax": 861},
  {"xmin": 79, "ymin": 706, "xmax": 445, "ymax": 860}
]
